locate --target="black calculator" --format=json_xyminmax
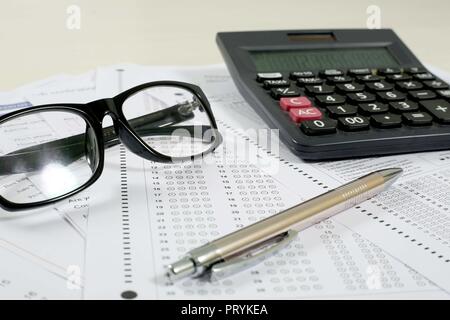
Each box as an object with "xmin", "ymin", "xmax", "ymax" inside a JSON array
[{"xmin": 216, "ymin": 29, "xmax": 450, "ymax": 160}]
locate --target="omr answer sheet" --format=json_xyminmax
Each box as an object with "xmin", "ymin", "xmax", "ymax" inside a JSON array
[
  {"xmin": 82, "ymin": 64, "xmax": 449, "ymax": 299},
  {"xmin": 192, "ymin": 64, "xmax": 450, "ymax": 293}
]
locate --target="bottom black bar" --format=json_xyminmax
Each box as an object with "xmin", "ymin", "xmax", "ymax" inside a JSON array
[{"xmin": 0, "ymin": 300, "xmax": 447, "ymax": 318}]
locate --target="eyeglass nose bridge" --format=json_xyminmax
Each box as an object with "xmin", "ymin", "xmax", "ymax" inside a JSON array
[
  {"xmin": 85, "ymin": 98, "xmax": 120, "ymax": 122},
  {"xmin": 86, "ymin": 98, "xmax": 166, "ymax": 161}
]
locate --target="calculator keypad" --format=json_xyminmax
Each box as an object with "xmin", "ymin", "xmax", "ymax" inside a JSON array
[{"xmin": 261, "ymin": 67, "xmax": 450, "ymax": 135}]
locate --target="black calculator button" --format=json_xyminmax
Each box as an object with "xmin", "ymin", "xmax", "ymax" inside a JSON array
[
  {"xmin": 327, "ymin": 76, "xmax": 353, "ymax": 84},
  {"xmin": 316, "ymin": 94, "xmax": 346, "ymax": 105},
  {"xmin": 348, "ymin": 68, "xmax": 371, "ymax": 76},
  {"xmin": 377, "ymin": 90, "xmax": 406, "ymax": 102},
  {"xmin": 356, "ymin": 74, "xmax": 383, "ymax": 83},
  {"xmin": 424, "ymin": 80, "xmax": 449, "ymax": 90},
  {"xmin": 347, "ymin": 92, "xmax": 376, "ymax": 103},
  {"xmin": 402, "ymin": 112, "xmax": 433, "ymax": 126},
  {"xmin": 326, "ymin": 105, "xmax": 358, "ymax": 118},
  {"xmin": 420, "ymin": 100, "xmax": 450, "ymax": 123},
  {"xmin": 300, "ymin": 119, "xmax": 337, "ymax": 135},
  {"xmin": 263, "ymin": 79, "xmax": 290, "ymax": 89},
  {"xmin": 396, "ymin": 81, "xmax": 423, "ymax": 91},
  {"xmin": 404, "ymin": 67, "xmax": 427, "ymax": 75},
  {"xmin": 297, "ymin": 77, "xmax": 324, "ymax": 86},
  {"xmin": 271, "ymin": 87, "xmax": 301, "ymax": 99},
  {"xmin": 320, "ymin": 69, "xmax": 344, "ymax": 77},
  {"xmin": 305, "ymin": 84, "xmax": 334, "ymax": 95},
  {"xmin": 413, "ymin": 73, "xmax": 435, "ymax": 81},
  {"xmin": 378, "ymin": 68, "xmax": 401, "ymax": 76},
  {"xmin": 386, "ymin": 74, "xmax": 412, "ymax": 82},
  {"xmin": 365, "ymin": 81, "xmax": 394, "ymax": 92},
  {"xmin": 389, "ymin": 101, "xmax": 419, "ymax": 113},
  {"xmin": 338, "ymin": 116, "xmax": 370, "ymax": 131},
  {"xmin": 437, "ymin": 89, "xmax": 450, "ymax": 100},
  {"xmin": 408, "ymin": 90, "xmax": 437, "ymax": 101},
  {"xmin": 290, "ymin": 71, "xmax": 315, "ymax": 80},
  {"xmin": 359, "ymin": 102, "xmax": 389, "ymax": 115},
  {"xmin": 371, "ymin": 113, "xmax": 402, "ymax": 128},
  {"xmin": 257, "ymin": 72, "xmax": 282, "ymax": 82},
  {"xmin": 336, "ymin": 83, "xmax": 365, "ymax": 93}
]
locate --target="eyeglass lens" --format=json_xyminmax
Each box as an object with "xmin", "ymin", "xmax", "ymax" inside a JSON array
[
  {"xmin": 0, "ymin": 110, "xmax": 99, "ymax": 204},
  {"xmin": 122, "ymin": 85, "xmax": 217, "ymax": 159}
]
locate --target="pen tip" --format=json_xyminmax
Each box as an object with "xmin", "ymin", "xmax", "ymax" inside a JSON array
[
  {"xmin": 166, "ymin": 257, "xmax": 196, "ymax": 281},
  {"xmin": 379, "ymin": 168, "xmax": 403, "ymax": 183}
]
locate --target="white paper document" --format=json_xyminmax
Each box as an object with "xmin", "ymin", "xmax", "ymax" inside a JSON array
[
  {"xmin": 0, "ymin": 72, "xmax": 97, "ymax": 299},
  {"xmin": 1, "ymin": 63, "xmax": 450, "ymax": 299},
  {"xmin": 82, "ymin": 64, "xmax": 450, "ymax": 299}
]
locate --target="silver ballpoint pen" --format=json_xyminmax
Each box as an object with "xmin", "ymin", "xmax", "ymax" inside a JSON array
[{"xmin": 166, "ymin": 167, "xmax": 403, "ymax": 281}]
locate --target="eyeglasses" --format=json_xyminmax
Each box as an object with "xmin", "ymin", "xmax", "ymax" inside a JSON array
[{"xmin": 0, "ymin": 81, "xmax": 222, "ymax": 211}]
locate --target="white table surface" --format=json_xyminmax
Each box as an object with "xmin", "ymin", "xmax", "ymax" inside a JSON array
[{"xmin": 0, "ymin": 0, "xmax": 449, "ymax": 90}]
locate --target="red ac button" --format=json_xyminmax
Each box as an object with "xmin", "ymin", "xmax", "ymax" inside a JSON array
[{"xmin": 289, "ymin": 107, "xmax": 322, "ymax": 123}]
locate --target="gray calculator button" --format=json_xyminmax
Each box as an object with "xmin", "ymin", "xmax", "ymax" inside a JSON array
[
  {"xmin": 263, "ymin": 79, "xmax": 290, "ymax": 89},
  {"xmin": 300, "ymin": 119, "xmax": 337, "ymax": 135},
  {"xmin": 424, "ymin": 80, "xmax": 449, "ymax": 90},
  {"xmin": 320, "ymin": 69, "xmax": 344, "ymax": 77},
  {"xmin": 338, "ymin": 116, "xmax": 370, "ymax": 131},
  {"xmin": 396, "ymin": 81, "xmax": 423, "ymax": 91},
  {"xmin": 389, "ymin": 101, "xmax": 419, "ymax": 113},
  {"xmin": 271, "ymin": 87, "xmax": 300, "ymax": 99},
  {"xmin": 257, "ymin": 72, "xmax": 283, "ymax": 82},
  {"xmin": 327, "ymin": 105, "xmax": 358, "ymax": 118},
  {"xmin": 408, "ymin": 90, "xmax": 437, "ymax": 100},
  {"xmin": 402, "ymin": 112, "xmax": 433, "ymax": 126},
  {"xmin": 290, "ymin": 71, "xmax": 315, "ymax": 79},
  {"xmin": 413, "ymin": 72, "xmax": 435, "ymax": 81},
  {"xmin": 359, "ymin": 102, "xmax": 389, "ymax": 114},
  {"xmin": 420, "ymin": 99, "xmax": 450, "ymax": 123},
  {"xmin": 437, "ymin": 90, "xmax": 450, "ymax": 99},
  {"xmin": 371, "ymin": 113, "xmax": 402, "ymax": 128}
]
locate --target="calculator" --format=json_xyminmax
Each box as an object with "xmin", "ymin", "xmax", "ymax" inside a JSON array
[{"xmin": 216, "ymin": 29, "xmax": 450, "ymax": 160}]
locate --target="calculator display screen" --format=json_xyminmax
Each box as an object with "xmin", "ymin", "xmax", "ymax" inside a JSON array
[{"xmin": 250, "ymin": 47, "xmax": 399, "ymax": 71}]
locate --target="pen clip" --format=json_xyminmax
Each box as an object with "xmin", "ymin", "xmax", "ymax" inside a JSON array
[{"xmin": 209, "ymin": 229, "xmax": 299, "ymax": 281}]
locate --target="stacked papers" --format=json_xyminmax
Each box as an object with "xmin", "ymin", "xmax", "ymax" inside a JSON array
[{"xmin": 0, "ymin": 64, "xmax": 449, "ymax": 299}]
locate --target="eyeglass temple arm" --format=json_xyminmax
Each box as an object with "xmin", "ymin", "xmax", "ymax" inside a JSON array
[
  {"xmin": 103, "ymin": 102, "xmax": 196, "ymax": 147},
  {"xmin": 0, "ymin": 102, "xmax": 212, "ymax": 175}
]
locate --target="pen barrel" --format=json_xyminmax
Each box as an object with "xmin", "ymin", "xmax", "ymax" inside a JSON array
[{"xmin": 188, "ymin": 171, "xmax": 387, "ymax": 274}]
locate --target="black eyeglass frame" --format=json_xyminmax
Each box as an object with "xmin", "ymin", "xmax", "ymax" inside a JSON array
[{"xmin": 0, "ymin": 80, "xmax": 222, "ymax": 211}]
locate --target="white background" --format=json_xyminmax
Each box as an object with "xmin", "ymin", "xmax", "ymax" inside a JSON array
[{"xmin": 0, "ymin": 0, "xmax": 449, "ymax": 89}]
